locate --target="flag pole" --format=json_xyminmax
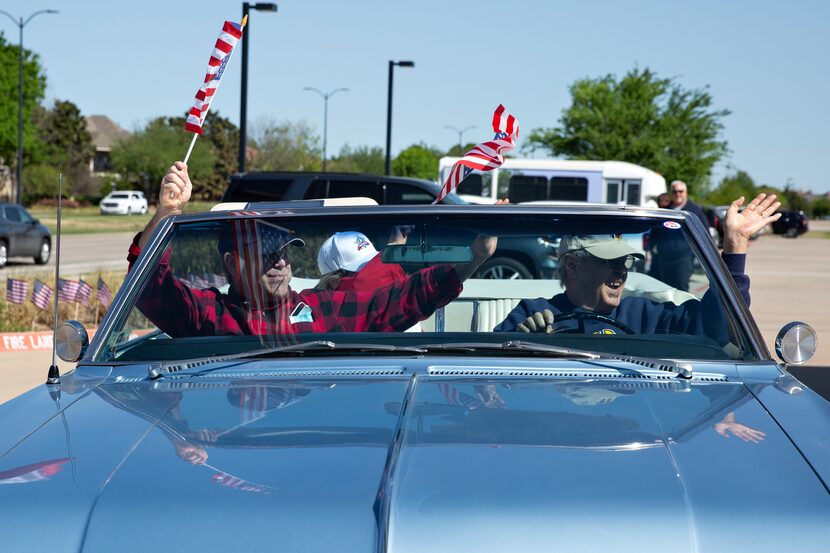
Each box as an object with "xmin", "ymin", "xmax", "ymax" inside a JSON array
[
  {"xmin": 47, "ymin": 174, "xmax": 63, "ymax": 385},
  {"xmin": 183, "ymin": 133, "xmax": 198, "ymax": 165}
]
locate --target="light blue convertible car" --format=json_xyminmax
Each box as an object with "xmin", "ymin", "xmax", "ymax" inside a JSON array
[{"xmin": 0, "ymin": 202, "xmax": 826, "ymax": 552}]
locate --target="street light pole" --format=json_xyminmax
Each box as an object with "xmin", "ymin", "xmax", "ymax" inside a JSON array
[
  {"xmin": 444, "ymin": 125, "xmax": 477, "ymax": 153},
  {"xmin": 239, "ymin": 2, "xmax": 277, "ymax": 173},
  {"xmin": 303, "ymin": 87, "xmax": 348, "ymax": 172},
  {"xmin": 384, "ymin": 60, "xmax": 414, "ymax": 176},
  {"xmin": 0, "ymin": 9, "xmax": 58, "ymax": 205}
]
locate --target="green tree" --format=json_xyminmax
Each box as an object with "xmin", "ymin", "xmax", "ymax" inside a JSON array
[
  {"xmin": 33, "ymin": 100, "xmax": 96, "ymax": 196},
  {"xmin": 392, "ymin": 143, "xmax": 442, "ymax": 180},
  {"xmin": 111, "ymin": 117, "xmax": 214, "ymax": 202},
  {"xmin": 781, "ymin": 184, "xmax": 809, "ymax": 212},
  {"xmin": 0, "ymin": 34, "xmax": 47, "ymax": 173},
  {"xmin": 21, "ymin": 163, "xmax": 61, "ymax": 201},
  {"xmin": 811, "ymin": 197, "xmax": 830, "ymax": 219},
  {"xmin": 164, "ymin": 111, "xmax": 239, "ymax": 199},
  {"xmin": 445, "ymin": 142, "xmax": 477, "ymax": 157},
  {"xmin": 527, "ymin": 67, "xmax": 730, "ymax": 194},
  {"xmin": 706, "ymin": 170, "xmax": 758, "ymax": 205},
  {"xmin": 328, "ymin": 144, "xmax": 385, "ymax": 174},
  {"xmin": 248, "ymin": 119, "xmax": 321, "ymax": 171}
]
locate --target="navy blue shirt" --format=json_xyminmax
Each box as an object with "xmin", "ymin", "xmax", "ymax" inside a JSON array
[{"xmin": 493, "ymin": 253, "xmax": 749, "ymax": 342}]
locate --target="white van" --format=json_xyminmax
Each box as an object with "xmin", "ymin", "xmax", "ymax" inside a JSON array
[{"xmin": 437, "ymin": 158, "xmax": 666, "ymax": 207}]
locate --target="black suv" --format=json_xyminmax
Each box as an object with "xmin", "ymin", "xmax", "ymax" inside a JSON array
[
  {"xmin": 222, "ymin": 172, "xmax": 555, "ymax": 279},
  {"xmin": 0, "ymin": 203, "xmax": 52, "ymax": 268},
  {"xmin": 222, "ymin": 172, "xmax": 466, "ymax": 205},
  {"xmin": 771, "ymin": 210, "xmax": 809, "ymax": 237}
]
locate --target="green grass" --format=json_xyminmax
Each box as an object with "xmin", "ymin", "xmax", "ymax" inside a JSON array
[
  {"xmin": 804, "ymin": 230, "xmax": 830, "ymax": 239},
  {"xmin": 29, "ymin": 201, "xmax": 218, "ymax": 235}
]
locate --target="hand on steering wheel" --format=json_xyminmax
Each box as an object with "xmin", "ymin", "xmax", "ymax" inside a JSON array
[{"xmin": 517, "ymin": 309, "xmax": 636, "ymax": 335}]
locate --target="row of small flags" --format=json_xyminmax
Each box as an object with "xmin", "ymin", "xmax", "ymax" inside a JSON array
[{"xmin": 6, "ymin": 277, "xmax": 112, "ymax": 310}]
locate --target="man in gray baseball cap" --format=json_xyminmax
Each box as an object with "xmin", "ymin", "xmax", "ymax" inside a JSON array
[{"xmin": 494, "ymin": 191, "xmax": 782, "ymax": 336}]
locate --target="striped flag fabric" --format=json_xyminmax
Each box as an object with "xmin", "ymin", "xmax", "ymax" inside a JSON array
[
  {"xmin": 205, "ymin": 272, "xmax": 228, "ymax": 288},
  {"xmin": 96, "ymin": 277, "xmax": 112, "ymax": 307},
  {"xmin": 31, "ymin": 280, "xmax": 53, "ymax": 310},
  {"xmin": 211, "ymin": 469, "xmax": 273, "ymax": 494},
  {"xmin": 184, "ymin": 20, "xmax": 246, "ymax": 134},
  {"xmin": 6, "ymin": 278, "xmax": 28, "ymax": 305},
  {"xmin": 57, "ymin": 279, "xmax": 80, "ymax": 303},
  {"xmin": 75, "ymin": 279, "xmax": 93, "ymax": 305},
  {"xmin": 434, "ymin": 104, "xmax": 519, "ymax": 203}
]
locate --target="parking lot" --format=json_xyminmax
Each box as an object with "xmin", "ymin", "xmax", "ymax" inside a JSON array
[{"xmin": 1, "ymin": 223, "xmax": 828, "ymax": 404}]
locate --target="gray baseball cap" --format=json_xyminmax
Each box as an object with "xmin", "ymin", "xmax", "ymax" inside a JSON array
[{"xmin": 557, "ymin": 234, "xmax": 644, "ymax": 260}]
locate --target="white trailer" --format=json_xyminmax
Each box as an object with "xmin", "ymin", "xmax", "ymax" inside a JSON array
[{"xmin": 438, "ymin": 158, "xmax": 667, "ymax": 207}]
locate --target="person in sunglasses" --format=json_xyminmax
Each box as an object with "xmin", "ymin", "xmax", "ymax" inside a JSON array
[
  {"xmin": 494, "ymin": 192, "xmax": 781, "ymax": 336},
  {"xmin": 127, "ymin": 162, "xmax": 496, "ymax": 337}
]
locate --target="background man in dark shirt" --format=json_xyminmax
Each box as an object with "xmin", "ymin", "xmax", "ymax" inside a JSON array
[{"xmin": 649, "ymin": 179, "xmax": 712, "ymax": 291}]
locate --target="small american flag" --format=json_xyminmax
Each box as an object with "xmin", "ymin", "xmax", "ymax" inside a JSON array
[
  {"xmin": 191, "ymin": 273, "xmax": 210, "ymax": 289},
  {"xmin": 31, "ymin": 279, "xmax": 53, "ymax": 310},
  {"xmin": 185, "ymin": 20, "xmax": 246, "ymax": 134},
  {"xmin": 75, "ymin": 279, "xmax": 93, "ymax": 305},
  {"xmin": 211, "ymin": 469, "xmax": 273, "ymax": 494},
  {"xmin": 57, "ymin": 278, "xmax": 80, "ymax": 303},
  {"xmin": 96, "ymin": 277, "xmax": 112, "ymax": 307},
  {"xmin": 6, "ymin": 278, "xmax": 28, "ymax": 304},
  {"xmin": 435, "ymin": 104, "xmax": 519, "ymax": 203},
  {"xmin": 205, "ymin": 272, "xmax": 228, "ymax": 288}
]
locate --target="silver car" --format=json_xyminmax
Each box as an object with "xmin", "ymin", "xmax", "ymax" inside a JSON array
[{"xmin": 1, "ymin": 203, "xmax": 826, "ymax": 552}]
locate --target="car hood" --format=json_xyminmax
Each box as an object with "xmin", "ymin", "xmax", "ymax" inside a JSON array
[{"xmin": 0, "ymin": 361, "xmax": 827, "ymax": 553}]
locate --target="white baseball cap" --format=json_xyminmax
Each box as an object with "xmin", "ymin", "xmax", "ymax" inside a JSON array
[{"xmin": 317, "ymin": 231, "xmax": 379, "ymax": 274}]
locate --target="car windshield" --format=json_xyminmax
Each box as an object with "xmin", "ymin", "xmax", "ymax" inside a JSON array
[
  {"xmin": 97, "ymin": 211, "xmax": 755, "ymax": 363},
  {"xmin": 110, "ymin": 193, "xmax": 130, "ymax": 199}
]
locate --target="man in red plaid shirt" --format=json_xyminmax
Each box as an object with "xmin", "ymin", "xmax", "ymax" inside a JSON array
[{"xmin": 128, "ymin": 162, "xmax": 496, "ymax": 338}]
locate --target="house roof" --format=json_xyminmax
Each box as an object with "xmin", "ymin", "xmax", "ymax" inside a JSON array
[{"xmin": 86, "ymin": 115, "xmax": 130, "ymax": 150}]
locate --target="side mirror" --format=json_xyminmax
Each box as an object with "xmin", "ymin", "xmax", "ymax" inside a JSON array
[
  {"xmin": 775, "ymin": 322, "xmax": 817, "ymax": 365},
  {"xmin": 30, "ymin": 218, "xmax": 39, "ymax": 225},
  {"xmin": 56, "ymin": 320, "xmax": 90, "ymax": 362}
]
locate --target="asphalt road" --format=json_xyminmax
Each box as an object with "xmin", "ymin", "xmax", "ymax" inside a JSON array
[{"xmin": 3, "ymin": 232, "xmax": 135, "ymax": 277}]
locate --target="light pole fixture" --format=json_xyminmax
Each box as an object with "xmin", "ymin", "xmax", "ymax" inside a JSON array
[
  {"xmin": 239, "ymin": 2, "xmax": 278, "ymax": 173},
  {"xmin": 0, "ymin": 8, "xmax": 58, "ymax": 205},
  {"xmin": 444, "ymin": 125, "xmax": 477, "ymax": 153},
  {"xmin": 385, "ymin": 60, "xmax": 414, "ymax": 175},
  {"xmin": 303, "ymin": 86, "xmax": 349, "ymax": 172}
]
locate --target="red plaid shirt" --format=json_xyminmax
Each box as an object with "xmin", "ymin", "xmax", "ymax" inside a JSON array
[{"xmin": 127, "ymin": 235, "xmax": 461, "ymax": 337}]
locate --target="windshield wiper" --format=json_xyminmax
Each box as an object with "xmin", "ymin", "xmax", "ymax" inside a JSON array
[
  {"xmin": 420, "ymin": 341, "xmax": 600, "ymax": 359},
  {"xmin": 150, "ymin": 340, "xmax": 426, "ymax": 379}
]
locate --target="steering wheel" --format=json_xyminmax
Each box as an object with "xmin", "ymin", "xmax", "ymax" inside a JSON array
[{"xmin": 554, "ymin": 311, "xmax": 636, "ymax": 335}]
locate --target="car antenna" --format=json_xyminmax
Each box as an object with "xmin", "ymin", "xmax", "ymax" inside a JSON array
[{"xmin": 46, "ymin": 173, "xmax": 63, "ymax": 386}]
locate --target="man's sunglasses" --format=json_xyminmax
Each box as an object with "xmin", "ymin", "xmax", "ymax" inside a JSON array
[{"xmin": 588, "ymin": 254, "xmax": 635, "ymax": 270}]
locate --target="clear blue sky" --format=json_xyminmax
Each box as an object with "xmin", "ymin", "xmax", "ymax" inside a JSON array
[{"xmin": 5, "ymin": 0, "xmax": 829, "ymax": 192}]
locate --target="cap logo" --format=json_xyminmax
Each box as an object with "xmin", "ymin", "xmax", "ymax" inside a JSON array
[
  {"xmin": 354, "ymin": 236, "xmax": 371, "ymax": 251},
  {"xmin": 611, "ymin": 234, "xmax": 622, "ymax": 241}
]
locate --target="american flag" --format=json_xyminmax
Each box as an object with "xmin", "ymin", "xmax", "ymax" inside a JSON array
[
  {"xmin": 57, "ymin": 278, "xmax": 80, "ymax": 303},
  {"xmin": 230, "ymin": 219, "xmax": 298, "ymax": 333},
  {"xmin": 184, "ymin": 20, "xmax": 246, "ymax": 134},
  {"xmin": 6, "ymin": 278, "xmax": 28, "ymax": 305},
  {"xmin": 31, "ymin": 279, "xmax": 53, "ymax": 310},
  {"xmin": 183, "ymin": 273, "xmax": 209, "ymax": 289},
  {"xmin": 75, "ymin": 279, "xmax": 93, "ymax": 305},
  {"xmin": 96, "ymin": 277, "xmax": 112, "ymax": 307},
  {"xmin": 0, "ymin": 458, "xmax": 71, "ymax": 485},
  {"xmin": 435, "ymin": 104, "xmax": 519, "ymax": 203},
  {"xmin": 205, "ymin": 272, "xmax": 228, "ymax": 288},
  {"xmin": 211, "ymin": 469, "xmax": 273, "ymax": 494}
]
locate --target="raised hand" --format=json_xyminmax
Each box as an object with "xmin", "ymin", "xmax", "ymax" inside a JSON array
[
  {"xmin": 723, "ymin": 193, "xmax": 781, "ymax": 254},
  {"xmin": 159, "ymin": 161, "xmax": 192, "ymax": 215}
]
